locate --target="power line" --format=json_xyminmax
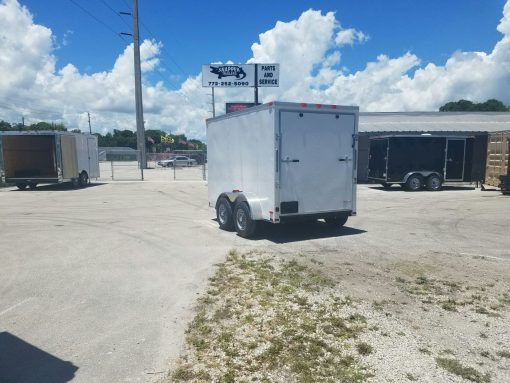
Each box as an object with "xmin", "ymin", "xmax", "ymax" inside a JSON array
[
  {"xmin": 67, "ymin": 0, "xmax": 129, "ymax": 43},
  {"xmin": 98, "ymin": 0, "xmax": 131, "ymax": 30},
  {"xmin": 139, "ymin": 21, "xmax": 187, "ymax": 76}
]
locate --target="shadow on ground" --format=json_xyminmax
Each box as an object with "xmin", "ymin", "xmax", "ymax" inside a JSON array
[
  {"xmin": 368, "ymin": 185, "xmax": 476, "ymax": 192},
  {"xmin": 11, "ymin": 182, "xmax": 106, "ymax": 192},
  {"xmin": 0, "ymin": 332, "xmax": 78, "ymax": 383},
  {"xmin": 213, "ymin": 219, "xmax": 366, "ymax": 244}
]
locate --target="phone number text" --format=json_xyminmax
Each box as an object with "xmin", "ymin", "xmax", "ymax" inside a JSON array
[{"xmin": 208, "ymin": 81, "xmax": 250, "ymax": 87}]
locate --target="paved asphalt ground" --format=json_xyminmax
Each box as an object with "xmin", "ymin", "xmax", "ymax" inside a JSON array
[{"xmin": 0, "ymin": 172, "xmax": 509, "ymax": 382}]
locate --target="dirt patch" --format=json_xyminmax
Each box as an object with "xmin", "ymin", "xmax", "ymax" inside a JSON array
[
  {"xmin": 167, "ymin": 248, "xmax": 510, "ymax": 382},
  {"xmin": 311, "ymin": 249, "xmax": 510, "ymax": 383}
]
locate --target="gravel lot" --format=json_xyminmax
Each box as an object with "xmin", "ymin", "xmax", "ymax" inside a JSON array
[{"xmin": 1, "ymin": 170, "xmax": 509, "ymax": 382}]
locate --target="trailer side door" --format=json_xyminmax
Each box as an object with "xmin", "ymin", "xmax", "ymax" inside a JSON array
[
  {"xmin": 445, "ymin": 139, "xmax": 466, "ymax": 181},
  {"xmin": 87, "ymin": 137, "xmax": 99, "ymax": 178},
  {"xmin": 279, "ymin": 111, "xmax": 355, "ymax": 215}
]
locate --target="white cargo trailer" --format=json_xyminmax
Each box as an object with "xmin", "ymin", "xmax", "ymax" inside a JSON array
[
  {"xmin": 0, "ymin": 131, "xmax": 99, "ymax": 189},
  {"xmin": 207, "ymin": 101, "xmax": 358, "ymax": 238}
]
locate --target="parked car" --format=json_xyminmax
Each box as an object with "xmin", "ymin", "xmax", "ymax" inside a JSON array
[{"xmin": 157, "ymin": 156, "xmax": 197, "ymax": 167}]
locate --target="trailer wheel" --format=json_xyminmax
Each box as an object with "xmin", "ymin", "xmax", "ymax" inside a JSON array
[
  {"xmin": 325, "ymin": 215, "xmax": 348, "ymax": 228},
  {"xmin": 426, "ymin": 175, "xmax": 442, "ymax": 191},
  {"xmin": 216, "ymin": 198, "xmax": 234, "ymax": 231},
  {"xmin": 405, "ymin": 174, "xmax": 422, "ymax": 191},
  {"xmin": 16, "ymin": 183, "xmax": 27, "ymax": 190},
  {"xmin": 78, "ymin": 171, "xmax": 89, "ymax": 187},
  {"xmin": 234, "ymin": 202, "xmax": 257, "ymax": 238}
]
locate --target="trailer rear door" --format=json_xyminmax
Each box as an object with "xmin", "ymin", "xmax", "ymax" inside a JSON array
[
  {"xmin": 279, "ymin": 111, "xmax": 355, "ymax": 215},
  {"xmin": 87, "ymin": 137, "xmax": 99, "ymax": 178},
  {"xmin": 445, "ymin": 138, "xmax": 466, "ymax": 181}
]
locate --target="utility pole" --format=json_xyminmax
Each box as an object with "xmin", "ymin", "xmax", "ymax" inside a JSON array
[
  {"xmin": 21, "ymin": 116, "xmax": 24, "ymax": 128},
  {"xmin": 132, "ymin": 0, "xmax": 147, "ymax": 169},
  {"xmin": 87, "ymin": 112, "xmax": 92, "ymax": 134}
]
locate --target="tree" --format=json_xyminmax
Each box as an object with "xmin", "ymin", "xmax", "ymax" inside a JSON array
[
  {"xmin": 0, "ymin": 120, "xmax": 12, "ymax": 131},
  {"xmin": 439, "ymin": 99, "xmax": 509, "ymax": 112}
]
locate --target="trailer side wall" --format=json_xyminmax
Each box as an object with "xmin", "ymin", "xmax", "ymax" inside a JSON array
[
  {"xmin": 386, "ymin": 137, "xmax": 446, "ymax": 182},
  {"xmin": 207, "ymin": 107, "xmax": 276, "ymax": 220}
]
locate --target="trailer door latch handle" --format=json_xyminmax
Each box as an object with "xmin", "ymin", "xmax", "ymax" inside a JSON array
[
  {"xmin": 282, "ymin": 157, "xmax": 300, "ymax": 163},
  {"xmin": 338, "ymin": 156, "xmax": 351, "ymax": 162}
]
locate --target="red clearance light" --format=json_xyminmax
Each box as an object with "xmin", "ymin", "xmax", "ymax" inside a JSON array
[
  {"xmin": 331, "ymin": 105, "xmax": 337, "ymax": 109},
  {"xmin": 316, "ymin": 104, "xmax": 322, "ymax": 109},
  {"xmin": 300, "ymin": 103, "xmax": 307, "ymax": 108},
  {"xmin": 232, "ymin": 189, "xmax": 242, "ymax": 193},
  {"xmin": 268, "ymin": 101, "xmax": 273, "ymax": 106}
]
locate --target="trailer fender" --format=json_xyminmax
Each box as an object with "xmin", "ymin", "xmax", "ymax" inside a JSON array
[
  {"xmin": 403, "ymin": 171, "xmax": 441, "ymax": 183},
  {"xmin": 216, "ymin": 192, "xmax": 264, "ymax": 220}
]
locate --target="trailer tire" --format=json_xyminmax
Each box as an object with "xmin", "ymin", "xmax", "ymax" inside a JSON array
[
  {"xmin": 16, "ymin": 183, "xmax": 27, "ymax": 190},
  {"xmin": 217, "ymin": 198, "xmax": 234, "ymax": 231},
  {"xmin": 78, "ymin": 171, "xmax": 89, "ymax": 187},
  {"xmin": 325, "ymin": 215, "xmax": 348, "ymax": 228},
  {"xmin": 426, "ymin": 175, "xmax": 442, "ymax": 191},
  {"xmin": 233, "ymin": 201, "xmax": 257, "ymax": 238},
  {"xmin": 405, "ymin": 174, "xmax": 422, "ymax": 191}
]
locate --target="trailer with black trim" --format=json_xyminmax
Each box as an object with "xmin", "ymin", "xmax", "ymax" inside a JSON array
[
  {"xmin": 207, "ymin": 101, "xmax": 359, "ymax": 238},
  {"xmin": 368, "ymin": 134, "xmax": 475, "ymax": 191},
  {"xmin": 0, "ymin": 131, "xmax": 99, "ymax": 190}
]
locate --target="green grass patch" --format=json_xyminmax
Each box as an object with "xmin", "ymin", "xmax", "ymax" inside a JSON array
[
  {"xmin": 436, "ymin": 357, "xmax": 491, "ymax": 383},
  {"xmin": 169, "ymin": 250, "xmax": 371, "ymax": 382}
]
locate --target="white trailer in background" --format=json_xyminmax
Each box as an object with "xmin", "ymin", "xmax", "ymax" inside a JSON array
[
  {"xmin": 207, "ymin": 101, "xmax": 358, "ymax": 238},
  {"xmin": 0, "ymin": 131, "xmax": 99, "ymax": 189}
]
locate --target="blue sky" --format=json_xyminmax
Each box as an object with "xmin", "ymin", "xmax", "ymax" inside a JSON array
[
  {"xmin": 1, "ymin": 0, "xmax": 509, "ymax": 138},
  {"xmin": 20, "ymin": 0, "xmax": 506, "ymax": 87}
]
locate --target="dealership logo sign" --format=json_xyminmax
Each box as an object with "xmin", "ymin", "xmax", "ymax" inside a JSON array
[
  {"xmin": 210, "ymin": 65, "xmax": 246, "ymax": 80},
  {"xmin": 202, "ymin": 63, "xmax": 278, "ymax": 88}
]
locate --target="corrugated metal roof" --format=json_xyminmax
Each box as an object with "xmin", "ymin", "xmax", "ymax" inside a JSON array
[{"xmin": 359, "ymin": 112, "xmax": 510, "ymax": 132}]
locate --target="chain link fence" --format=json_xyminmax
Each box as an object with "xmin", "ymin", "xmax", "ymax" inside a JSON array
[
  {"xmin": 147, "ymin": 150, "xmax": 207, "ymax": 181},
  {"xmin": 97, "ymin": 149, "xmax": 207, "ymax": 181},
  {"xmin": 98, "ymin": 149, "xmax": 143, "ymax": 181}
]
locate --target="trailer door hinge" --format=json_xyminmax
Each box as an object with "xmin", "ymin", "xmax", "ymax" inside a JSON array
[{"xmin": 352, "ymin": 133, "xmax": 358, "ymax": 148}]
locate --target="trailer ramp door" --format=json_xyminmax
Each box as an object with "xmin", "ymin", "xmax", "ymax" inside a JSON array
[
  {"xmin": 61, "ymin": 135, "xmax": 78, "ymax": 179},
  {"xmin": 279, "ymin": 111, "xmax": 354, "ymax": 214}
]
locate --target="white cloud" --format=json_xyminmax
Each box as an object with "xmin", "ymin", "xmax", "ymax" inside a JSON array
[
  {"xmin": 335, "ymin": 28, "xmax": 369, "ymax": 46},
  {"xmin": 0, "ymin": 0, "xmax": 509, "ymax": 140}
]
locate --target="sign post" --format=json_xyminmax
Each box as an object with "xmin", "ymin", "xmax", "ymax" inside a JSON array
[{"xmin": 254, "ymin": 64, "xmax": 258, "ymax": 104}]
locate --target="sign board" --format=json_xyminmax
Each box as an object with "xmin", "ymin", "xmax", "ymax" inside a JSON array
[
  {"xmin": 202, "ymin": 64, "xmax": 255, "ymax": 87},
  {"xmin": 202, "ymin": 64, "xmax": 279, "ymax": 88},
  {"xmin": 257, "ymin": 64, "xmax": 279, "ymax": 87},
  {"xmin": 226, "ymin": 102, "xmax": 260, "ymax": 114}
]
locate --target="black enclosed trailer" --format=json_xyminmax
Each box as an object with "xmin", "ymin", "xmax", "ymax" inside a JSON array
[{"xmin": 368, "ymin": 135, "xmax": 475, "ymax": 191}]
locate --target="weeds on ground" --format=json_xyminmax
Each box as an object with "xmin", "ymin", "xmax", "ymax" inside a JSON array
[
  {"xmin": 436, "ymin": 357, "xmax": 491, "ymax": 383},
  {"xmin": 170, "ymin": 250, "xmax": 371, "ymax": 382},
  {"xmin": 395, "ymin": 274, "xmax": 509, "ymax": 316}
]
